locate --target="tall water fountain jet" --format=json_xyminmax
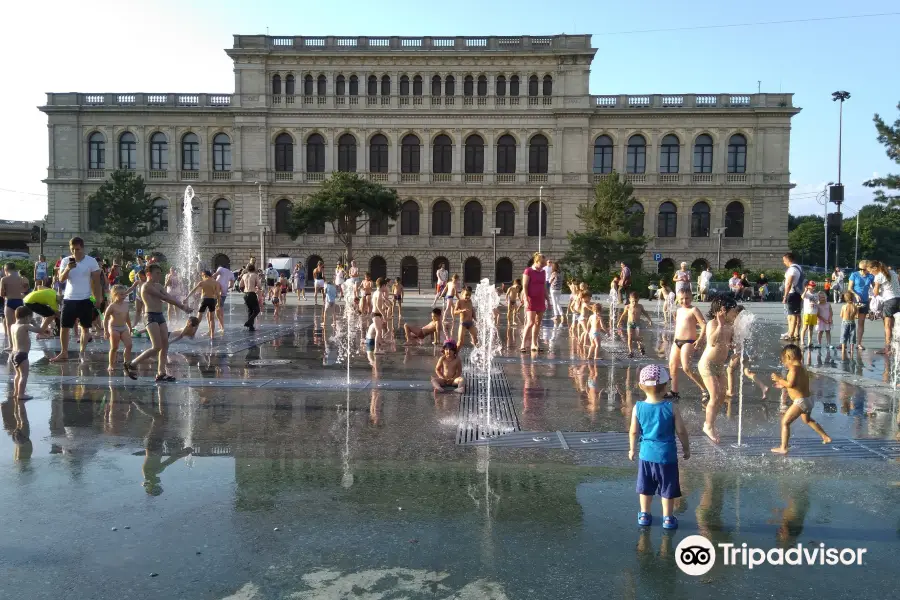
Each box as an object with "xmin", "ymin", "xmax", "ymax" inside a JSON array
[
  {"xmin": 731, "ymin": 310, "xmax": 757, "ymax": 448},
  {"xmin": 177, "ymin": 186, "xmax": 197, "ymax": 308},
  {"xmin": 333, "ymin": 280, "xmax": 361, "ymax": 489},
  {"xmin": 470, "ymin": 279, "xmax": 502, "ymax": 434}
]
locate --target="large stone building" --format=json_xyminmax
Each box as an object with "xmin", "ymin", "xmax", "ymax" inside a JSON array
[{"xmin": 40, "ymin": 34, "xmax": 799, "ymax": 287}]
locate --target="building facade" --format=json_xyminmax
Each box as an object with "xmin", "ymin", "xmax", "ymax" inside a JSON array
[{"xmin": 40, "ymin": 34, "xmax": 799, "ymax": 287}]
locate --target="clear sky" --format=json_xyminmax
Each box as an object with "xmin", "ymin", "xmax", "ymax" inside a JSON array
[{"xmin": 2, "ymin": 0, "xmax": 898, "ymax": 222}]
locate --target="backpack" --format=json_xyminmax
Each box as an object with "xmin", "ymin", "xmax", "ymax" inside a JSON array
[{"xmin": 790, "ymin": 265, "xmax": 805, "ymax": 294}]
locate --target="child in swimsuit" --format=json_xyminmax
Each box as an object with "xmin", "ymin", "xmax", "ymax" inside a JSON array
[
  {"xmin": 698, "ymin": 295, "xmax": 737, "ymax": 443},
  {"xmin": 578, "ymin": 290, "xmax": 592, "ymax": 346},
  {"xmin": 187, "ymin": 271, "xmax": 221, "ymax": 339},
  {"xmin": 667, "ymin": 290, "xmax": 707, "ymax": 401},
  {"xmin": 404, "ymin": 308, "xmax": 443, "ymax": 344},
  {"xmin": 617, "ymin": 291, "xmax": 653, "ymax": 358},
  {"xmin": 103, "ymin": 285, "xmax": 134, "ymax": 373},
  {"xmin": 444, "ymin": 275, "xmax": 459, "ymax": 324},
  {"xmin": 506, "ymin": 279, "xmax": 522, "ymax": 325},
  {"xmin": 770, "ymin": 344, "xmax": 832, "ymax": 454},
  {"xmin": 168, "ymin": 316, "xmax": 201, "ymax": 344},
  {"xmin": 587, "ymin": 303, "xmax": 607, "ymax": 359},
  {"xmin": 431, "ymin": 339, "xmax": 465, "ymax": 393},
  {"xmin": 454, "ymin": 288, "xmax": 478, "ymax": 346},
  {"xmin": 11, "ymin": 306, "xmax": 50, "ymax": 400},
  {"xmin": 392, "ymin": 279, "xmax": 404, "ymax": 320}
]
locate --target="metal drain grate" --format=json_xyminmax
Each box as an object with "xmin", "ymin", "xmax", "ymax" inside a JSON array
[{"xmin": 456, "ymin": 362, "xmax": 520, "ymax": 444}]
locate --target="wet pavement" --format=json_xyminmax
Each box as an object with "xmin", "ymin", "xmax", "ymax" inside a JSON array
[{"xmin": 1, "ymin": 299, "xmax": 899, "ymax": 599}]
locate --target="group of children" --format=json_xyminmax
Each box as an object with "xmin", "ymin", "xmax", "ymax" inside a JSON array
[{"xmin": 800, "ymin": 282, "xmax": 868, "ymax": 361}]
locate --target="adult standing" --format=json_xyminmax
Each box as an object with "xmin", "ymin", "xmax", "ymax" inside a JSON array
[
  {"xmin": 241, "ymin": 264, "xmax": 261, "ymax": 331},
  {"xmin": 618, "ymin": 261, "xmax": 632, "ymax": 297},
  {"xmin": 348, "ymin": 260, "xmax": 359, "ymax": 289},
  {"xmin": 50, "ymin": 237, "xmax": 103, "ymax": 363},
  {"xmin": 868, "ymin": 261, "xmax": 900, "ymax": 354},
  {"xmin": 781, "ymin": 252, "xmax": 805, "ymax": 341},
  {"xmin": 214, "ymin": 263, "xmax": 235, "ymax": 330},
  {"xmin": 312, "ymin": 261, "xmax": 326, "ymax": 306},
  {"xmin": 543, "ymin": 260, "xmax": 553, "ymax": 297},
  {"xmin": 432, "ymin": 262, "xmax": 449, "ymax": 307},
  {"xmin": 548, "ymin": 261, "xmax": 564, "ymax": 325},
  {"xmin": 698, "ymin": 266, "xmax": 713, "ymax": 302},
  {"xmin": 831, "ymin": 266, "xmax": 845, "ymax": 303},
  {"xmin": 293, "ymin": 263, "xmax": 306, "ymax": 301},
  {"xmin": 673, "ymin": 262, "xmax": 691, "ymax": 297},
  {"xmin": 34, "ymin": 254, "xmax": 49, "ymax": 287},
  {"xmin": 848, "ymin": 260, "xmax": 873, "ymax": 351},
  {"xmin": 520, "ymin": 252, "xmax": 547, "ymax": 353}
]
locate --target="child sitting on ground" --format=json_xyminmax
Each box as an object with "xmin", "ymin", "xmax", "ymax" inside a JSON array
[
  {"xmin": 840, "ymin": 292, "xmax": 858, "ymax": 361},
  {"xmin": 403, "ymin": 308, "xmax": 442, "ymax": 344},
  {"xmin": 103, "ymin": 285, "xmax": 134, "ymax": 373},
  {"xmin": 431, "ymin": 339, "xmax": 465, "ymax": 394},
  {"xmin": 770, "ymin": 344, "xmax": 832, "ymax": 454},
  {"xmin": 168, "ymin": 317, "xmax": 201, "ymax": 344},
  {"xmin": 11, "ymin": 306, "xmax": 50, "ymax": 400},
  {"xmin": 628, "ymin": 365, "xmax": 689, "ymax": 530},
  {"xmin": 816, "ymin": 291, "xmax": 833, "ymax": 349}
]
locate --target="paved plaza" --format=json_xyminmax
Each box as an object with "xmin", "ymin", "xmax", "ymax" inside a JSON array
[{"xmin": 2, "ymin": 294, "xmax": 899, "ymax": 599}]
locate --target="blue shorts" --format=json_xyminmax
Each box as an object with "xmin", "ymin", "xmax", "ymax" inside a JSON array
[{"xmin": 636, "ymin": 459, "xmax": 681, "ymax": 499}]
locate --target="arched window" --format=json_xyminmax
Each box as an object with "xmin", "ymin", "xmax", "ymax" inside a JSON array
[
  {"xmin": 657, "ymin": 201, "xmax": 677, "ymax": 238},
  {"xmin": 370, "ymin": 256, "xmax": 387, "ymax": 281},
  {"xmin": 445, "ymin": 75, "xmax": 455, "ymax": 95},
  {"xmin": 306, "ymin": 133, "xmax": 325, "ymax": 172},
  {"xmin": 593, "ymin": 135, "xmax": 613, "ymax": 174},
  {"xmin": 464, "ymin": 134, "xmax": 484, "ymax": 173},
  {"xmin": 477, "ymin": 75, "xmax": 487, "ymax": 96},
  {"xmin": 527, "ymin": 202, "xmax": 547, "ymax": 237},
  {"xmin": 528, "ymin": 75, "xmax": 539, "ymax": 96},
  {"xmin": 691, "ymin": 258, "xmax": 709, "ymax": 273},
  {"xmin": 338, "ymin": 134, "xmax": 357, "ymax": 172},
  {"xmin": 464, "ymin": 201, "xmax": 483, "ymax": 236},
  {"xmin": 728, "ymin": 134, "xmax": 747, "ymax": 174},
  {"xmin": 496, "ymin": 75, "xmax": 506, "ymax": 96},
  {"xmin": 464, "ymin": 257, "xmax": 482, "ymax": 285},
  {"xmin": 495, "ymin": 201, "xmax": 515, "ymax": 236},
  {"xmin": 380, "ymin": 75, "xmax": 391, "ymax": 96},
  {"xmin": 659, "ymin": 134, "xmax": 680, "ymax": 174},
  {"xmin": 529, "ymin": 134, "xmax": 549, "ymax": 173},
  {"xmin": 118, "ymin": 132, "xmax": 136, "ymax": 169},
  {"xmin": 463, "ymin": 75, "xmax": 474, "ymax": 96},
  {"xmin": 725, "ymin": 201, "xmax": 745, "ymax": 238},
  {"xmin": 275, "ymin": 133, "xmax": 293, "ymax": 172},
  {"xmin": 336, "ymin": 74, "xmax": 346, "ymax": 96},
  {"xmin": 317, "ymin": 74, "xmax": 326, "ymax": 96},
  {"xmin": 431, "ymin": 75, "xmax": 442, "ymax": 96},
  {"xmin": 627, "ymin": 202, "xmax": 645, "ymax": 237},
  {"xmin": 496, "ymin": 135, "xmax": 517, "ymax": 174},
  {"xmin": 272, "ymin": 74, "xmax": 281, "ymax": 95},
  {"xmin": 349, "ymin": 75, "xmax": 359, "ymax": 96},
  {"xmin": 369, "ymin": 134, "xmax": 388, "ymax": 173},
  {"xmin": 432, "ymin": 200, "xmax": 451, "ymax": 236},
  {"xmin": 182, "ymin": 132, "xmax": 199, "ymax": 171},
  {"xmin": 510, "ymin": 75, "xmax": 520, "ymax": 96},
  {"xmin": 369, "ymin": 215, "xmax": 388, "ymax": 236},
  {"xmin": 693, "ymin": 134, "xmax": 713, "ymax": 173},
  {"xmin": 367, "ymin": 75, "xmax": 377, "ymax": 96},
  {"xmin": 88, "ymin": 199, "xmax": 104, "ymax": 232},
  {"xmin": 285, "ymin": 74, "xmax": 295, "ymax": 95},
  {"xmin": 150, "ymin": 133, "xmax": 168, "ymax": 171},
  {"xmin": 658, "ymin": 258, "xmax": 676, "ymax": 275},
  {"xmin": 401, "ymin": 134, "xmax": 420, "ymax": 173},
  {"xmin": 401, "ymin": 256, "xmax": 418, "ymax": 287},
  {"xmin": 400, "ymin": 200, "xmax": 420, "ymax": 235},
  {"xmin": 303, "ymin": 74, "xmax": 314, "ymax": 96},
  {"xmin": 400, "ymin": 75, "xmax": 410, "ymax": 96},
  {"xmin": 626, "ymin": 135, "xmax": 646, "ymax": 174},
  {"xmin": 152, "ymin": 198, "xmax": 168, "ymax": 232},
  {"xmin": 179, "ymin": 196, "xmax": 200, "ymax": 232},
  {"xmin": 213, "ymin": 254, "xmax": 231, "ymax": 269},
  {"xmin": 88, "ymin": 132, "xmax": 105, "ymax": 169},
  {"xmin": 433, "ymin": 134, "xmax": 452, "ymax": 173},
  {"xmin": 275, "ymin": 199, "xmax": 292, "ymax": 234},
  {"xmin": 724, "ymin": 258, "xmax": 743, "ymax": 271},
  {"xmin": 691, "ymin": 201, "xmax": 711, "ymax": 237},
  {"xmin": 213, "ymin": 199, "xmax": 232, "ymax": 233},
  {"xmin": 212, "ymin": 133, "xmax": 231, "ymax": 171},
  {"xmin": 413, "ymin": 75, "xmax": 423, "ymax": 96},
  {"xmin": 542, "ymin": 75, "xmax": 552, "ymax": 96},
  {"xmin": 432, "ymin": 257, "xmax": 451, "ymax": 285},
  {"xmin": 495, "ymin": 257, "xmax": 513, "ymax": 284}
]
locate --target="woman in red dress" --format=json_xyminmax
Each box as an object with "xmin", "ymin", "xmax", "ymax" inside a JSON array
[{"xmin": 520, "ymin": 252, "xmax": 547, "ymax": 352}]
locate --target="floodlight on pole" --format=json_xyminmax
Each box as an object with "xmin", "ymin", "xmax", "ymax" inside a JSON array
[
  {"xmin": 490, "ymin": 227, "xmax": 501, "ymax": 283},
  {"xmin": 712, "ymin": 227, "xmax": 727, "ymax": 270}
]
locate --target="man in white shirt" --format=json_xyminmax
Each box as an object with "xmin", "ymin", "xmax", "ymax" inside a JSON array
[
  {"xmin": 698, "ymin": 267, "xmax": 712, "ymax": 301},
  {"xmin": 432, "ymin": 263, "xmax": 449, "ymax": 307},
  {"xmin": 51, "ymin": 237, "xmax": 103, "ymax": 363},
  {"xmin": 214, "ymin": 265, "xmax": 235, "ymax": 330}
]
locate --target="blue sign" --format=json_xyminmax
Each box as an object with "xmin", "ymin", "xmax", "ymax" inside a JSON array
[
  {"xmin": 136, "ymin": 249, "xmax": 144, "ymax": 256},
  {"xmin": 653, "ymin": 253, "xmax": 662, "ymax": 262}
]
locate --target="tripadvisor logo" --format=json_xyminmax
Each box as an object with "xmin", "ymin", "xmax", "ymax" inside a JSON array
[{"xmin": 675, "ymin": 535, "xmax": 867, "ymax": 576}]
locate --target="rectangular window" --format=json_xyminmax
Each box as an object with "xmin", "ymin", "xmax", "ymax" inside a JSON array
[
  {"xmin": 728, "ymin": 146, "xmax": 746, "ymax": 173},
  {"xmin": 213, "ymin": 145, "xmax": 231, "ymax": 171},
  {"xmin": 626, "ymin": 147, "xmax": 645, "ymax": 174},
  {"xmin": 401, "ymin": 145, "xmax": 420, "ymax": 173},
  {"xmin": 183, "ymin": 144, "xmax": 199, "ymax": 171}
]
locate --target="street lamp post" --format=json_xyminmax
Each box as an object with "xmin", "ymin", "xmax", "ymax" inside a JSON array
[
  {"xmin": 713, "ymin": 227, "xmax": 727, "ymax": 270},
  {"xmin": 254, "ymin": 181, "xmax": 265, "ymax": 267},
  {"xmin": 490, "ymin": 227, "xmax": 501, "ymax": 283},
  {"xmin": 831, "ymin": 90, "xmax": 850, "ymax": 268}
]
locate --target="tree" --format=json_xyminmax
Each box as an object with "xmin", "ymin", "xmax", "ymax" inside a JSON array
[
  {"xmin": 89, "ymin": 169, "xmax": 159, "ymax": 261},
  {"xmin": 788, "ymin": 214, "xmax": 823, "ymax": 232},
  {"xmin": 563, "ymin": 171, "xmax": 647, "ymax": 282},
  {"xmin": 788, "ymin": 219, "xmax": 825, "ymax": 266},
  {"xmin": 864, "ymin": 101, "xmax": 900, "ymax": 208},
  {"xmin": 288, "ymin": 172, "xmax": 400, "ymax": 261}
]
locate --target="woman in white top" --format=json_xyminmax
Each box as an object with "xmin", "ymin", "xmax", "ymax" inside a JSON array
[
  {"xmin": 831, "ymin": 266, "xmax": 845, "ymax": 303},
  {"xmin": 673, "ymin": 262, "xmax": 691, "ymax": 296},
  {"xmin": 867, "ymin": 260, "xmax": 900, "ymax": 354}
]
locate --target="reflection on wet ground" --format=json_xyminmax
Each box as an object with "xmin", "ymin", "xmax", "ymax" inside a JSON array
[{"xmin": 1, "ymin": 304, "xmax": 899, "ymax": 599}]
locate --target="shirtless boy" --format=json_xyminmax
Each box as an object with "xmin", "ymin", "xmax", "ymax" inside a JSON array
[
  {"xmin": 443, "ymin": 275, "xmax": 459, "ymax": 325},
  {"xmin": 124, "ymin": 264, "xmax": 190, "ymax": 382},
  {"xmin": 11, "ymin": 306, "xmax": 49, "ymax": 400},
  {"xmin": 187, "ymin": 271, "xmax": 221, "ymax": 339},
  {"xmin": 431, "ymin": 339, "xmax": 465, "ymax": 393},
  {"xmin": 698, "ymin": 296, "xmax": 737, "ymax": 443},
  {"xmin": 103, "ymin": 285, "xmax": 133, "ymax": 373},
  {"xmin": 241, "ymin": 265, "xmax": 261, "ymax": 331},
  {"xmin": 1, "ymin": 263, "xmax": 29, "ymax": 349},
  {"xmin": 617, "ymin": 292, "xmax": 653, "ymax": 358},
  {"xmin": 667, "ymin": 290, "xmax": 707, "ymax": 400},
  {"xmin": 587, "ymin": 303, "xmax": 607, "ymax": 359},
  {"xmin": 454, "ymin": 288, "xmax": 479, "ymax": 346},
  {"xmin": 404, "ymin": 308, "xmax": 443, "ymax": 344},
  {"xmin": 506, "ymin": 279, "xmax": 522, "ymax": 325},
  {"xmin": 770, "ymin": 344, "xmax": 832, "ymax": 454}
]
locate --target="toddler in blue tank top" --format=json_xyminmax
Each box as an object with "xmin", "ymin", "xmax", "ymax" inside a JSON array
[{"xmin": 629, "ymin": 365, "xmax": 690, "ymax": 530}]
